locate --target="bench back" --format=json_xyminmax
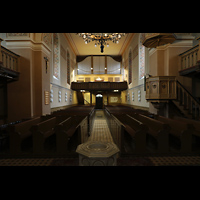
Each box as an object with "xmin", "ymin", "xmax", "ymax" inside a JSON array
[
  {"xmin": 173, "ymin": 116, "xmax": 200, "ymax": 131},
  {"xmin": 32, "ymin": 117, "xmax": 57, "ymax": 133},
  {"xmin": 131, "ymin": 113, "xmax": 170, "ymax": 132},
  {"xmin": 9, "ymin": 115, "xmax": 54, "ymax": 134},
  {"xmin": 126, "ymin": 114, "xmax": 148, "ymax": 132},
  {"xmin": 156, "ymin": 116, "xmax": 194, "ymax": 133}
]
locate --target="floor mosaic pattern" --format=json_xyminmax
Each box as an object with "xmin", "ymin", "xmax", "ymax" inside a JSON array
[{"xmin": 88, "ymin": 110, "xmax": 113, "ymax": 143}]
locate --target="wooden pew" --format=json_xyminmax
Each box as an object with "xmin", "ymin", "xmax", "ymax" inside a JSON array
[
  {"xmin": 155, "ymin": 115, "xmax": 194, "ymax": 153},
  {"xmin": 54, "ymin": 117, "xmax": 72, "ymax": 154},
  {"xmin": 173, "ymin": 116, "xmax": 200, "ymax": 151},
  {"xmin": 113, "ymin": 114, "xmax": 148, "ymax": 154},
  {"xmin": 129, "ymin": 113, "xmax": 171, "ymax": 153},
  {"xmin": 55, "ymin": 115, "xmax": 88, "ymax": 155},
  {"xmin": 52, "ymin": 106, "xmax": 95, "ymax": 137},
  {"xmin": 8, "ymin": 115, "xmax": 53, "ymax": 154},
  {"xmin": 173, "ymin": 116, "xmax": 200, "ymax": 138},
  {"xmin": 31, "ymin": 117, "xmax": 61, "ymax": 154}
]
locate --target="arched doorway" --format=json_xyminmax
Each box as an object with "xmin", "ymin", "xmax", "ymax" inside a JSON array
[{"xmin": 95, "ymin": 94, "xmax": 103, "ymax": 109}]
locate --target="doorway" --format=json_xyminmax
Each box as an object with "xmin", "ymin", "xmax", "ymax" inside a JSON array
[{"xmin": 95, "ymin": 94, "xmax": 103, "ymax": 109}]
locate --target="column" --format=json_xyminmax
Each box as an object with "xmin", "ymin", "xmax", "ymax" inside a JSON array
[
  {"xmin": 90, "ymin": 91, "xmax": 92, "ymax": 106},
  {"xmin": 0, "ymin": 38, "xmax": 3, "ymax": 63},
  {"xmin": 107, "ymin": 92, "xmax": 109, "ymax": 105}
]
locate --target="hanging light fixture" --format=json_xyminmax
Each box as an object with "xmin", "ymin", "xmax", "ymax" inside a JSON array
[{"xmin": 76, "ymin": 33, "xmax": 126, "ymax": 53}]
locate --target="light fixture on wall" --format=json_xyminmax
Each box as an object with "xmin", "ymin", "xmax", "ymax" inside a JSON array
[{"xmin": 76, "ymin": 33, "xmax": 126, "ymax": 53}]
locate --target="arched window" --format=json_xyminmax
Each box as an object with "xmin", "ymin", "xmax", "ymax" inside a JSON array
[
  {"xmin": 67, "ymin": 50, "xmax": 70, "ymax": 84},
  {"xmin": 139, "ymin": 33, "xmax": 145, "ymax": 80},
  {"xmin": 128, "ymin": 49, "xmax": 132, "ymax": 84},
  {"xmin": 53, "ymin": 33, "xmax": 60, "ymax": 79}
]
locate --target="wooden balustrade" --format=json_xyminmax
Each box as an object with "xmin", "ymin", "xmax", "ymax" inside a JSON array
[
  {"xmin": 1, "ymin": 46, "xmax": 20, "ymax": 72},
  {"xmin": 145, "ymin": 76, "xmax": 200, "ymax": 120},
  {"xmin": 176, "ymin": 80, "xmax": 200, "ymax": 120},
  {"xmin": 179, "ymin": 44, "xmax": 199, "ymax": 70},
  {"xmin": 71, "ymin": 81, "xmax": 128, "ymax": 91}
]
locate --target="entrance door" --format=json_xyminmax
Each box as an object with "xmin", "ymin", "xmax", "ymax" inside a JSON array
[{"xmin": 95, "ymin": 94, "xmax": 103, "ymax": 109}]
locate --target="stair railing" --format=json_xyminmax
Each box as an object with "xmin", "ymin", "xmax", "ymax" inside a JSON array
[
  {"xmin": 84, "ymin": 99, "xmax": 90, "ymax": 105},
  {"xmin": 176, "ymin": 80, "xmax": 200, "ymax": 120}
]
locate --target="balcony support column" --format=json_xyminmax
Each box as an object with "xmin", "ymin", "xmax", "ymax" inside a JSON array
[
  {"xmin": 90, "ymin": 92, "xmax": 92, "ymax": 106},
  {"xmin": 0, "ymin": 38, "xmax": 3, "ymax": 63}
]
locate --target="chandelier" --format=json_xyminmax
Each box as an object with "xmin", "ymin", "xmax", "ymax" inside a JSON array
[{"xmin": 76, "ymin": 33, "xmax": 126, "ymax": 53}]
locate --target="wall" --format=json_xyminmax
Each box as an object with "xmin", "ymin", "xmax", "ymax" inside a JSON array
[
  {"xmin": 121, "ymin": 33, "xmax": 149, "ymax": 109},
  {"xmin": 149, "ymin": 40, "xmax": 194, "ymax": 93},
  {"xmin": 1, "ymin": 33, "xmax": 77, "ymax": 122},
  {"xmin": 50, "ymin": 33, "xmax": 77, "ymax": 110},
  {"xmin": 3, "ymin": 33, "xmax": 53, "ymax": 122}
]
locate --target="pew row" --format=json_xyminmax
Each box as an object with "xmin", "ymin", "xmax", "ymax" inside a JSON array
[
  {"xmin": 113, "ymin": 114, "xmax": 148, "ymax": 154},
  {"xmin": 55, "ymin": 115, "xmax": 88, "ymax": 155},
  {"xmin": 7, "ymin": 106, "xmax": 95, "ymax": 156},
  {"xmin": 8, "ymin": 115, "xmax": 53, "ymax": 154},
  {"xmin": 173, "ymin": 116, "xmax": 200, "ymax": 138},
  {"xmin": 128, "ymin": 113, "xmax": 171, "ymax": 153},
  {"xmin": 154, "ymin": 115, "xmax": 195, "ymax": 153},
  {"xmin": 30, "ymin": 115, "xmax": 88, "ymax": 155},
  {"xmin": 105, "ymin": 109, "xmax": 148, "ymax": 155}
]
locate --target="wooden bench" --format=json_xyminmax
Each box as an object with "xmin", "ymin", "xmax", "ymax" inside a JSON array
[
  {"xmin": 173, "ymin": 116, "xmax": 200, "ymax": 138},
  {"xmin": 54, "ymin": 117, "xmax": 72, "ymax": 154},
  {"xmin": 54, "ymin": 115, "xmax": 88, "ymax": 155},
  {"xmin": 113, "ymin": 114, "xmax": 148, "ymax": 154},
  {"xmin": 8, "ymin": 115, "xmax": 53, "ymax": 154},
  {"xmin": 155, "ymin": 115, "xmax": 194, "ymax": 153},
  {"xmin": 52, "ymin": 106, "xmax": 95, "ymax": 137},
  {"xmin": 129, "ymin": 113, "xmax": 171, "ymax": 153},
  {"xmin": 31, "ymin": 117, "xmax": 64, "ymax": 154}
]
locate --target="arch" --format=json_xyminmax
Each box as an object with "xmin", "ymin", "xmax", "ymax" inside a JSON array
[
  {"xmin": 128, "ymin": 48, "xmax": 132, "ymax": 84},
  {"xmin": 53, "ymin": 33, "xmax": 60, "ymax": 80},
  {"xmin": 139, "ymin": 33, "xmax": 145, "ymax": 80}
]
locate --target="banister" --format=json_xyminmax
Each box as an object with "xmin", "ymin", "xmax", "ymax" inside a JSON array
[
  {"xmin": 1, "ymin": 45, "xmax": 20, "ymax": 72},
  {"xmin": 176, "ymin": 80, "xmax": 200, "ymax": 105}
]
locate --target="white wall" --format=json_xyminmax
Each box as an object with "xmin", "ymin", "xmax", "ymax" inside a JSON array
[
  {"xmin": 50, "ymin": 33, "xmax": 77, "ymax": 109},
  {"xmin": 122, "ymin": 33, "xmax": 149, "ymax": 108}
]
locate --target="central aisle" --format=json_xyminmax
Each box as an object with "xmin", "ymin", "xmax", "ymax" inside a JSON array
[{"xmin": 87, "ymin": 110, "xmax": 114, "ymax": 143}]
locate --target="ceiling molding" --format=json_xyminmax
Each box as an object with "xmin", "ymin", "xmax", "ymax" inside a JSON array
[{"xmin": 64, "ymin": 33, "xmax": 80, "ymax": 55}]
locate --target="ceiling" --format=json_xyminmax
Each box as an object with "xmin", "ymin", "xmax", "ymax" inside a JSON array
[{"xmin": 65, "ymin": 33, "xmax": 134, "ymax": 56}]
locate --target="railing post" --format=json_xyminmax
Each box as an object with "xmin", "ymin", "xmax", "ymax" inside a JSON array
[{"xmin": 0, "ymin": 38, "xmax": 3, "ymax": 63}]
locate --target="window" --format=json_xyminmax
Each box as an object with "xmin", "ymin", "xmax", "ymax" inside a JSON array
[
  {"xmin": 139, "ymin": 33, "xmax": 145, "ymax": 80},
  {"xmin": 67, "ymin": 50, "xmax": 70, "ymax": 84},
  {"xmin": 128, "ymin": 49, "xmax": 132, "ymax": 84},
  {"xmin": 53, "ymin": 33, "xmax": 60, "ymax": 79}
]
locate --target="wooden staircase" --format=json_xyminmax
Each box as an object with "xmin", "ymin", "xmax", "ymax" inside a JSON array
[
  {"xmin": 145, "ymin": 76, "xmax": 200, "ymax": 120},
  {"xmin": 172, "ymin": 80, "xmax": 200, "ymax": 120},
  {"xmin": 76, "ymin": 91, "xmax": 84, "ymax": 105}
]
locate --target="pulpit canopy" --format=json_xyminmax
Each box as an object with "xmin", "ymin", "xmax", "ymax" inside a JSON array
[{"xmin": 142, "ymin": 33, "xmax": 176, "ymax": 48}]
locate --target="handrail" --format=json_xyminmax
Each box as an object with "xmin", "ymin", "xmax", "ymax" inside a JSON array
[
  {"xmin": 1, "ymin": 45, "xmax": 20, "ymax": 72},
  {"xmin": 179, "ymin": 44, "xmax": 199, "ymax": 70},
  {"xmin": 176, "ymin": 80, "xmax": 200, "ymax": 105},
  {"xmin": 176, "ymin": 80, "xmax": 200, "ymax": 119},
  {"xmin": 84, "ymin": 99, "xmax": 90, "ymax": 104}
]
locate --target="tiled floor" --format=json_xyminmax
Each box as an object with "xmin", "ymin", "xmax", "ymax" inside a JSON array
[
  {"xmin": 88, "ymin": 110, "xmax": 113, "ymax": 143},
  {"xmin": 0, "ymin": 109, "xmax": 200, "ymax": 166}
]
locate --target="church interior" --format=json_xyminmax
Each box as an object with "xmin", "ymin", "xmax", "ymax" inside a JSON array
[{"xmin": 0, "ymin": 33, "xmax": 200, "ymax": 166}]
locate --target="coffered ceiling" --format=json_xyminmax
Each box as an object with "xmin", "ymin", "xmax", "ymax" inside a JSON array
[{"xmin": 64, "ymin": 33, "xmax": 134, "ymax": 56}]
